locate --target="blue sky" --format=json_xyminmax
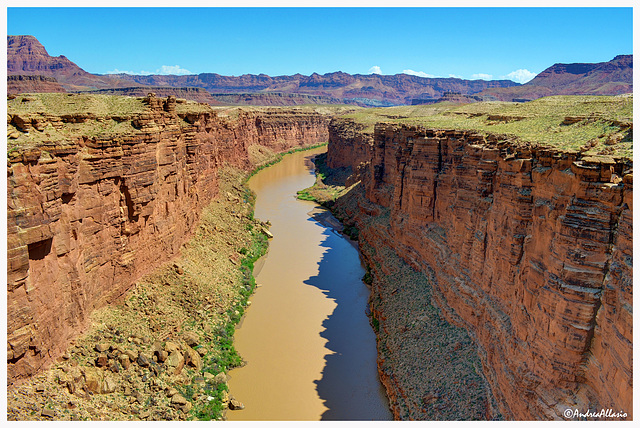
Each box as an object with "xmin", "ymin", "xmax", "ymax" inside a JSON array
[{"xmin": 6, "ymin": 6, "xmax": 633, "ymax": 83}]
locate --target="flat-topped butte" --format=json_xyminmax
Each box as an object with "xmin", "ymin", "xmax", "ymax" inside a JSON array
[{"xmin": 337, "ymin": 95, "xmax": 632, "ymax": 159}]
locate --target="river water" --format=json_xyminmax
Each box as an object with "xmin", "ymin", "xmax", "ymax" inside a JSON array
[{"xmin": 226, "ymin": 147, "xmax": 391, "ymax": 421}]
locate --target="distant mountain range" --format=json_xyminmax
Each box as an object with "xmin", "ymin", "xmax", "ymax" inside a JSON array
[
  {"xmin": 104, "ymin": 70, "xmax": 520, "ymax": 106},
  {"xmin": 7, "ymin": 35, "xmax": 633, "ymax": 106}
]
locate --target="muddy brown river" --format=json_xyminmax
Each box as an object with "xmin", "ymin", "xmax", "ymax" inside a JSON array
[{"xmin": 226, "ymin": 147, "xmax": 392, "ymax": 421}]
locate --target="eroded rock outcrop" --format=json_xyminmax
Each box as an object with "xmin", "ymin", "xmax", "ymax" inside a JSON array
[
  {"xmin": 328, "ymin": 120, "xmax": 632, "ymax": 420},
  {"xmin": 6, "ymin": 94, "xmax": 329, "ymax": 383}
]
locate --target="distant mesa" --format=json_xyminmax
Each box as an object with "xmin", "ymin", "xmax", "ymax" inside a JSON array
[
  {"xmin": 102, "ymin": 69, "xmax": 520, "ymax": 106},
  {"xmin": 7, "ymin": 75, "xmax": 66, "ymax": 94},
  {"xmin": 6, "ymin": 35, "xmax": 633, "ymax": 106},
  {"xmin": 411, "ymin": 91, "xmax": 484, "ymax": 105},
  {"xmin": 73, "ymin": 86, "xmax": 225, "ymax": 105}
]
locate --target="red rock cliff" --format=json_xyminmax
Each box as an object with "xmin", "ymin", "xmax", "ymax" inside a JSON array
[
  {"xmin": 6, "ymin": 95, "xmax": 329, "ymax": 383},
  {"xmin": 328, "ymin": 121, "xmax": 632, "ymax": 420}
]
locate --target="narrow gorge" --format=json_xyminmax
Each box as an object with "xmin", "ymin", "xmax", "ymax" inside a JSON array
[{"xmin": 6, "ymin": 93, "xmax": 632, "ymax": 421}]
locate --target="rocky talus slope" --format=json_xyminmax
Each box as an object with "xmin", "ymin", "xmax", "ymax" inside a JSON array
[
  {"xmin": 326, "ymin": 119, "xmax": 632, "ymax": 420},
  {"xmin": 7, "ymin": 93, "xmax": 330, "ymax": 385}
]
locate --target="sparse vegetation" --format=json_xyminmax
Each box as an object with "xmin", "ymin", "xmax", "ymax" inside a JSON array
[
  {"xmin": 337, "ymin": 95, "xmax": 633, "ymax": 158},
  {"xmin": 5, "ymin": 93, "xmax": 211, "ymax": 152},
  {"xmin": 295, "ymin": 152, "xmax": 352, "ymax": 205}
]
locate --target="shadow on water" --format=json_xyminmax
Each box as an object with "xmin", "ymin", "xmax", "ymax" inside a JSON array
[{"xmin": 303, "ymin": 216, "xmax": 393, "ymax": 421}]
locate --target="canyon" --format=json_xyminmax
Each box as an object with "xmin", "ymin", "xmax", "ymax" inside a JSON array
[
  {"xmin": 6, "ymin": 93, "xmax": 331, "ymax": 384},
  {"xmin": 6, "ymin": 90, "xmax": 633, "ymax": 420},
  {"xmin": 324, "ymin": 118, "xmax": 632, "ymax": 420}
]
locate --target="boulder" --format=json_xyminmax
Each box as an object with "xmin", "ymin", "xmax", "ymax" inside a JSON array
[
  {"xmin": 171, "ymin": 394, "xmax": 187, "ymax": 405},
  {"xmin": 83, "ymin": 367, "xmax": 116, "ymax": 394},
  {"xmin": 118, "ymin": 354, "xmax": 130, "ymax": 370},
  {"xmin": 157, "ymin": 350, "xmax": 168, "ymax": 363},
  {"xmin": 229, "ymin": 398, "xmax": 245, "ymax": 410},
  {"xmin": 164, "ymin": 341, "xmax": 180, "ymax": 354},
  {"xmin": 183, "ymin": 331, "xmax": 199, "ymax": 348},
  {"xmin": 213, "ymin": 372, "xmax": 228, "ymax": 384},
  {"xmin": 165, "ymin": 351, "xmax": 185, "ymax": 375},
  {"xmin": 137, "ymin": 353, "xmax": 152, "ymax": 367},
  {"xmin": 41, "ymin": 408, "xmax": 55, "ymax": 418},
  {"xmin": 124, "ymin": 349, "xmax": 138, "ymax": 361},
  {"xmin": 95, "ymin": 343, "xmax": 110, "ymax": 353},
  {"xmin": 95, "ymin": 354, "xmax": 109, "ymax": 368},
  {"xmin": 184, "ymin": 347, "xmax": 202, "ymax": 371}
]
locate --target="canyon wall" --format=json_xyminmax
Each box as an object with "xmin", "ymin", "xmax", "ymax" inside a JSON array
[
  {"xmin": 328, "ymin": 120, "xmax": 632, "ymax": 420},
  {"xmin": 6, "ymin": 95, "xmax": 329, "ymax": 384}
]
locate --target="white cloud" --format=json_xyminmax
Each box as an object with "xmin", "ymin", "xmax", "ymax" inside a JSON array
[
  {"xmin": 503, "ymin": 69, "xmax": 537, "ymax": 84},
  {"xmin": 105, "ymin": 65, "xmax": 192, "ymax": 76},
  {"xmin": 157, "ymin": 65, "xmax": 192, "ymax": 75},
  {"xmin": 403, "ymin": 69, "xmax": 437, "ymax": 78},
  {"xmin": 369, "ymin": 66, "xmax": 382, "ymax": 75},
  {"xmin": 105, "ymin": 68, "xmax": 152, "ymax": 75},
  {"xmin": 471, "ymin": 73, "xmax": 493, "ymax": 80}
]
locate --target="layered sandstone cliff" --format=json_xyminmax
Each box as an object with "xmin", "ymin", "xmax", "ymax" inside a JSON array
[
  {"xmin": 327, "ymin": 119, "xmax": 632, "ymax": 420},
  {"xmin": 6, "ymin": 94, "xmax": 329, "ymax": 383}
]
